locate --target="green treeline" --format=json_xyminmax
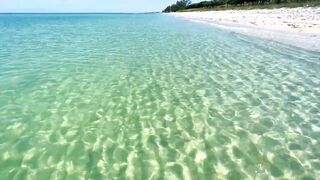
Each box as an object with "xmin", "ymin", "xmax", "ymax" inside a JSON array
[
  {"xmin": 163, "ymin": 0, "xmax": 318, "ymax": 12},
  {"xmin": 163, "ymin": 0, "xmax": 192, "ymax": 12}
]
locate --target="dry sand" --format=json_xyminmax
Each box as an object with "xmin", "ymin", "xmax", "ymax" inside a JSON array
[{"xmin": 169, "ymin": 7, "xmax": 320, "ymax": 51}]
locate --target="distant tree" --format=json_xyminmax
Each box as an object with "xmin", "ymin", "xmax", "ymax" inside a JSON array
[
  {"xmin": 171, "ymin": 4, "xmax": 180, "ymax": 11},
  {"xmin": 163, "ymin": 0, "xmax": 192, "ymax": 12},
  {"xmin": 164, "ymin": 0, "xmax": 312, "ymax": 12},
  {"xmin": 163, "ymin": 5, "xmax": 171, "ymax": 12},
  {"xmin": 226, "ymin": 0, "xmax": 245, "ymax": 5},
  {"xmin": 176, "ymin": 0, "xmax": 192, "ymax": 7}
]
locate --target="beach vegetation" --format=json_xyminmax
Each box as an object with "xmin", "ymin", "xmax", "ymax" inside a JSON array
[
  {"xmin": 163, "ymin": 0, "xmax": 320, "ymax": 12},
  {"xmin": 163, "ymin": 0, "xmax": 192, "ymax": 12}
]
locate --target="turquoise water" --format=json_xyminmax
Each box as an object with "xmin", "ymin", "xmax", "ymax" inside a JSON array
[{"xmin": 0, "ymin": 13, "xmax": 319, "ymax": 179}]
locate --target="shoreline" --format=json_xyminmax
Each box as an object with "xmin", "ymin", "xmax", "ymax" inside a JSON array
[{"xmin": 168, "ymin": 7, "xmax": 320, "ymax": 52}]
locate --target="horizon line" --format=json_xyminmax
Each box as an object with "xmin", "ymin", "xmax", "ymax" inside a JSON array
[{"xmin": 0, "ymin": 12, "xmax": 161, "ymax": 14}]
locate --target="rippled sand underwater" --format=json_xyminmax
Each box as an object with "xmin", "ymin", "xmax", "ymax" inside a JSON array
[{"xmin": 0, "ymin": 14, "xmax": 319, "ymax": 179}]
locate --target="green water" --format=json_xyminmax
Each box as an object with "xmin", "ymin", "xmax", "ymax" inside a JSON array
[{"xmin": 0, "ymin": 14, "xmax": 319, "ymax": 179}]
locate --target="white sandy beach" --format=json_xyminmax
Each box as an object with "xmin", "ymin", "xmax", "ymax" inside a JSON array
[{"xmin": 169, "ymin": 7, "xmax": 320, "ymax": 51}]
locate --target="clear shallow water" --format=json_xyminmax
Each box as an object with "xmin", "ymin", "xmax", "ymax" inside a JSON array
[{"xmin": 0, "ymin": 13, "xmax": 319, "ymax": 179}]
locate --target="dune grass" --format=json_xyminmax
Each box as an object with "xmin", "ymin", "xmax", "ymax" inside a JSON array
[{"xmin": 178, "ymin": 0, "xmax": 320, "ymax": 12}]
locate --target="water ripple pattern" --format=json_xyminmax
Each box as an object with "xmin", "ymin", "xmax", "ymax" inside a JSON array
[{"xmin": 0, "ymin": 14, "xmax": 319, "ymax": 180}]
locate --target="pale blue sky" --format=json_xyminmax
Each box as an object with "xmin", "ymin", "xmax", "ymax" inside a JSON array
[{"xmin": 0, "ymin": 0, "xmax": 201, "ymax": 13}]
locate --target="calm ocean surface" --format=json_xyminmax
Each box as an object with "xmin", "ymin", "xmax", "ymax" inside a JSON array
[{"xmin": 0, "ymin": 13, "xmax": 319, "ymax": 179}]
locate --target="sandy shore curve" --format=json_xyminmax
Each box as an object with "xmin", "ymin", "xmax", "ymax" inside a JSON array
[{"xmin": 168, "ymin": 7, "xmax": 320, "ymax": 52}]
